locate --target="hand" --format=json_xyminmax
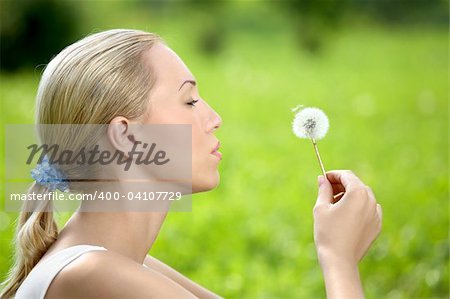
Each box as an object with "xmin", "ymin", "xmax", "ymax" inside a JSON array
[{"xmin": 313, "ymin": 170, "xmax": 382, "ymax": 267}]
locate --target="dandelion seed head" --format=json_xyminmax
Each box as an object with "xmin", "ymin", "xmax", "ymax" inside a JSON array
[{"xmin": 292, "ymin": 107, "xmax": 329, "ymax": 140}]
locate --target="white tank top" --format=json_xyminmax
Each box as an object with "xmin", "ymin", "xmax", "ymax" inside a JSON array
[{"xmin": 15, "ymin": 245, "xmax": 108, "ymax": 299}]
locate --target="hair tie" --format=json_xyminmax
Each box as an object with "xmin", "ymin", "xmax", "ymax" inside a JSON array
[{"xmin": 31, "ymin": 156, "xmax": 70, "ymax": 192}]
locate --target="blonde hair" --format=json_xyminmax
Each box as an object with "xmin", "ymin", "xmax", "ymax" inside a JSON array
[{"xmin": 0, "ymin": 29, "xmax": 162, "ymax": 298}]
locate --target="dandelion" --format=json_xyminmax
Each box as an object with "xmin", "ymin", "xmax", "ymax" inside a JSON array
[{"xmin": 292, "ymin": 106, "xmax": 329, "ymax": 179}]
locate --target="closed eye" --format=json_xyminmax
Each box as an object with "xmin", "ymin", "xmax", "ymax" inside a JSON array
[{"xmin": 187, "ymin": 99, "xmax": 199, "ymax": 107}]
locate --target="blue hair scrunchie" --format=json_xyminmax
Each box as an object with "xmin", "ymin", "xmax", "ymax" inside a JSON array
[{"xmin": 31, "ymin": 156, "xmax": 70, "ymax": 192}]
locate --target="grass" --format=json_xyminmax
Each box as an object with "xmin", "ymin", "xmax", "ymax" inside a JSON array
[{"xmin": 0, "ymin": 3, "xmax": 448, "ymax": 298}]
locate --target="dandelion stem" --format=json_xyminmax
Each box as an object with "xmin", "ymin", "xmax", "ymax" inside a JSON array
[{"xmin": 311, "ymin": 138, "xmax": 327, "ymax": 180}]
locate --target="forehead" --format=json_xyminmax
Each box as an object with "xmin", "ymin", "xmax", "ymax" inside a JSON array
[{"xmin": 143, "ymin": 42, "xmax": 194, "ymax": 88}]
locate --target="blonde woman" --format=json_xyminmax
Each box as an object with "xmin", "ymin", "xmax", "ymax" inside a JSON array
[{"xmin": 0, "ymin": 29, "xmax": 382, "ymax": 299}]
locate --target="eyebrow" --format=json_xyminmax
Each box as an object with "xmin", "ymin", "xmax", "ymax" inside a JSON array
[{"xmin": 178, "ymin": 80, "xmax": 196, "ymax": 92}]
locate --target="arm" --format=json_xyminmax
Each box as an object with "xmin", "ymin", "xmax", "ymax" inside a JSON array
[
  {"xmin": 314, "ymin": 170, "xmax": 382, "ymax": 298},
  {"xmin": 317, "ymin": 252, "xmax": 364, "ymax": 298},
  {"xmin": 144, "ymin": 255, "xmax": 223, "ymax": 299}
]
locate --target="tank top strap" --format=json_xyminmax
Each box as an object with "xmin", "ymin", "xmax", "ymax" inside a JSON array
[{"xmin": 16, "ymin": 245, "xmax": 107, "ymax": 299}]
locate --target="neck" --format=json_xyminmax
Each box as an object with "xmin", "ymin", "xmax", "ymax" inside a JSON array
[
  {"xmin": 59, "ymin": 210, "xmax": 167, "ymax": 264},
  {"xmin": 56, "ymin": 169, "xmax": 178, "ymax": 263}
]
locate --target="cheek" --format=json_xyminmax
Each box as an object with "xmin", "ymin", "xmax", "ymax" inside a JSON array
[
  {"xmin": 191, "ymin": 117, "xmax": 205, "ymax": 153},
  {"xmin": 191, "ymin": 128, "xmax": 207, "ymax": 169},
  {"xmin": 190, "ymin": 125, "xmax": 220, "ymax": 191}
]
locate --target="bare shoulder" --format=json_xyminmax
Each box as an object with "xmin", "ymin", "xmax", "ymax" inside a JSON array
[{"xmin": 45, "ymin": 250, "xmax": 197, "ymax": 299}]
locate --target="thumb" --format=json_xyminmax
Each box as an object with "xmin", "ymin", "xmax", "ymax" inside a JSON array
[{"xmin": 316, "ymin": 175, "xmax": 333, "ymax": 206}]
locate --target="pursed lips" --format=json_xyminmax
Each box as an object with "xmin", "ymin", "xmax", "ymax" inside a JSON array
[{"xmin": 210, "ymin": 141, "xmax": 222, "ymax": 160}]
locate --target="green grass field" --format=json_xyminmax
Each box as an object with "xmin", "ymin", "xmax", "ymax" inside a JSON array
[{"xmin": 0, "ymin": 3, "xmax": 448, "ymax": 298}]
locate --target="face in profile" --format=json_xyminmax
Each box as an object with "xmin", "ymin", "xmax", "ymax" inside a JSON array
[{"xmin": 142, "ymin": 43, "xmax": 223, "ymax": 193}]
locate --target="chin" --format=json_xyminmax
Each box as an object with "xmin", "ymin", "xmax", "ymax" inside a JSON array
[{"xmin": 192, "ymin": 171, "xmax": 220, "ymax": 194}]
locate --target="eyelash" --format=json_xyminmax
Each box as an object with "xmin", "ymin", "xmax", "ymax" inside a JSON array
[{"xmin": 187, "ymin": 99, "xmax": 199, "ymax": 107}]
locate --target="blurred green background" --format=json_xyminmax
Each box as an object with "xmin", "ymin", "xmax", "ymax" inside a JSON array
[{"xmin": 0, "ymin": 0, "xmax": 448, "ymax": 298}]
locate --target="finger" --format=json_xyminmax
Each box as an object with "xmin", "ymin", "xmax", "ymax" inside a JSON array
[
  {"xmin": 364, "ymin": 185, "xmax": 378, "ymax": 209},
  {"xmin": 325, "ymin": 170, "xmax": 365, "ymax": 190},
  {"xmin": 316, "ymin": 175, "xmax": 334, "ymax": 206},
  {"xmin": 366, "ymin": 185, "xmax": 376, "ymax": 201},
  {"xmin": 376, "ymin": 204, "xmax": 382, "ymax": 221}
]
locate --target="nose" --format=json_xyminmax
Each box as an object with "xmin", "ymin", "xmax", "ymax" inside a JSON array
[
  {"xmin": 205, "ymin": 103, "xmax": 222, "ymax": 133},
  {"xmin": 211, "ymin": 112, "xmax": 222, "ymax": 132}
]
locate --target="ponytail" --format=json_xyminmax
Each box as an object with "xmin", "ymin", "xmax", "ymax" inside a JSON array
[
  {"xmin": 1, "ymin": 29, "xmax": 162, "ymax": 298},
  {"xmin": 0, "ymin": 182, "xmax": 58, "ymax": 299}
]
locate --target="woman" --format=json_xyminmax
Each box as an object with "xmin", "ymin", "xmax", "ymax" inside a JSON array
[{"xmin": 1, "ymin": 29, "xmax": 382, "ymax": 298}]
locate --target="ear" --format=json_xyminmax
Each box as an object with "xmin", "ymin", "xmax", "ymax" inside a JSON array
[{"xmin": 107, "ymin": 116, "xmax": 135, "ymax": 158}]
